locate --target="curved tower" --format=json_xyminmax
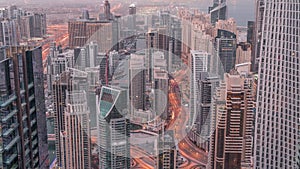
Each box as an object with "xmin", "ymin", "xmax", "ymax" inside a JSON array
[{"xmin": 254, "ymin": 1, "xmax": 300, "ymax": 168}]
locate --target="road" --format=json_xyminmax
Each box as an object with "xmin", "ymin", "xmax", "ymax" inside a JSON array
[
  {"xmin": 42, "ymin": 24, "xmax": 68, "ymax": 60},
  {"xmin": 42, "ymin": 24, "xmax": 69, "ymax": 74},
  {"xmin": 133, "ymin": 66, "xmax": 208, "ymax": 168},
  {"xmin": 131, "ymin": 145, "xmax": 156, "ymax": 169},
  {"xmin": 168, "ymin": 68, "xmax": 208, "ymax": 168}
]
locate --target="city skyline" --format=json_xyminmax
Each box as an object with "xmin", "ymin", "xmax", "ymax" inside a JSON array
[
  {"xmin": 1, "ymin": 0, "xmax": 254, "ymax": 25},
  {"xmin": 0, "ymin": 0, "xmax": 299, "ymax": 169}
]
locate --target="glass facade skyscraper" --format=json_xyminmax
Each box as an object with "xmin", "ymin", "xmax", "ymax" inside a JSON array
[
  {"xmin": 189, "ymin": 50, "xmax": 210, "ymax": 128},
  {"xmin": 215, "ymin": 29, "xmax": 237, "ymax": 74},
  {"xmin": 0, "ymin": 46, "xmax": 49, "ymax": 169},
  {"xmin": 97, "ymin": 86, "xmax": 130, "ymax": 169},
  {"xmin": 209, "ymin": 0, "xmax": 227, "ymax": 26}
]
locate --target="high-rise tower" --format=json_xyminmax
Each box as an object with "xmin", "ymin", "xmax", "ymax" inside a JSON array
[
  {"xmin": 129, "ymin": 54, "xmax": 146, "ymax": 114},
  {"xmin": 52, "ymin": 68, "xmax": 88, "ymax": 168},
  {"xmin": 194, "ymin": 74, "xmax": 219, "ymax": 151},
  {"xmin": 97, "ymin": 86, "xmax": 130, "ymax": 169},
  {"xmin": 0, "ymin": 46, "xmax": 49, "ymax": 169},
  {"xmin": 209, "ymin": 0, "xmax": 227, "ymax": 26},
  {"xmin": 104, "ymin": 0, "xmax": 112, "ymax": 20},
  {"xmin": 129, "ymin": 4, "xmax": 136, "ymax": 15},
  {"xmin": 157, "ymin": 130, "xmax": 177, "ymax": 169},
  {"xmin": 61, "ymin": 90, "xmax": 91, "ymax": 169},
  {"xmin": 215, "ymin": 29, "xmax": 237, "ymax": 73},
  {"xmin": 252, "ymin": 0, "xmax": 265, "ymax": 72},
  {"xmin": 209, "ymin": 66, "xmax": 255, "ymax": 169},
  {"xmin": 189, "ymin": 50, "xmax": 210, "ymax": 128},
  {"xmin": 254, "ymin": 1, "xmax": 300, "ymax": 168}
]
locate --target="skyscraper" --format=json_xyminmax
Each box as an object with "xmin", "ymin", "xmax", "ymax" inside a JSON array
[
  {"xmin": 108, "ymin": 51, "xmax": 119, "ymax": 77},
  {"xmin": 68, "ymin": 20, "xmax": 87, "ymax": 48},
  {"xmin": 0, "ymin": 20, "xmax": 18, "ymax": 46},
  {"xmin": 68, "ymin": 19, "xmax": 113, "ymax": 50},
  {"xmin": 153, "ymin": 69, "xmax": 169, "ymax": 121},
  {"xmin": 147, "ymin": 28, "xmax": 170, "ymax": 51},
  {"xmin": 215, "ymin": 29, "xmax": 237, "ymax": 73},
  {"xmin": 129, "ymin": 4, "xmax": 136, "ymax": 15},
  {"xmin": 82, "ymin": 10, "xmax": 90, "ymax": 20},
  {"xmin": 129, "ymin": 54, "xmax": 145, "ymax": 114},
  {"xmin": 252, "ymin": 0, "xmax": 265, "ymax": 72},
  {"xmin": 52, "ymin": 69, "xmax": 88, "ymax": 168},
  {"xmin": 236, "ymin": 42, "xmax": 251, "ymax": 65},
  {"xmin": 0, "ymin": 46, "xmax": 49, "ymax": 169},
  {"xmin": 74, "ymin": 41, "xmax": 100, "ymax": 69},
  {"xmin": 128, "ymin": 4, "xmax": 137, "ymax": 31},
  {"xmin": 209, "ymin": 66, "xmax": 255, "ymax": 169},
  {"xmin": 18, "ymin": 12, "xmax": 47, "ymax": 39},
  {"xmin": 60, "ymin": 90, "xmax": 91, "ymax": 169},
  {"xmin": 247, "ymin": 21, "xmax": 255, "ymax": 45},
  {"xmin": 46, "ymin": 44, "xmax": 74, "ymax": 94},
  {"xmin": 209, "ymin": 0, "xmax": 227, "ymax": 26},
  {"xmin": 254, "ymin": 1, "xmax": 300, "ymax": 168},
  {"xmin": 146, "ymin": 27, "xmax": 170, "ymax": 84},
  {"xmin": 189, "ymin": 50, "xmax": 210, "ymax": 128},
  {"xmin": 98, "ymin": 53, "xmax": 108, "ymax": 85},
  {"xmin": 168, "ymin": 17, "xmax": 182, "ymax": 72},
  {"xmin": 97, "ymin": 86, "xmax": 130, "ymax": 169},
  {"xmin": 29, "ymin": 13, "xmax": 47, "ymax": 38},
  {"xmin": 194, "ymin": 74, "xmax": 219, "ymax": 151},
  {"xmin": 157, "ymin": 130, "xmax": 177, "ymax": 169},
  {"xmin": 104, "ymin": 0, "xmax": 112, "ymax": 20}
]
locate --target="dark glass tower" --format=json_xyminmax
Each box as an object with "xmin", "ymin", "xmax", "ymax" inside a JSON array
[
  {"xmin": 0, "ymin": 46, "xmax": 49, "ymax": 169},
  {"xmin": 209, "ymin": 0, "xmax": 227, "ymax": 26},
  {"xmin": 104, "ymin": 0, "xmax": 112, "ymax": 20},
  {"xmin": 215, "ymin": 29, "xmax": 237, "ymax": 73}
]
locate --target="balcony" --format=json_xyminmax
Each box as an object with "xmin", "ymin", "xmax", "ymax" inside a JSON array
[
  {"xmin": 31, "ymin": 119, "xmax": 37, "ymax": 127},
  {"xmin": 1, "ymin": 109, "xmax": 17, "ymax": 123},
  {"xmin": 33, "ymin": 157, "xmax": 39, "ymax": 168},
  {"xmin": 30, "ymin": 107, "xmax": 36, "ymax": 115},
  {"xmin": 23, "ymin": 127, "xmax": 29, "ymax": 135},
  {"xmin": 29, "ymin": 95, "xmax": 35, "ymax": 102},
  {"xmin": 32, "ymin": 149, "xmax": 38, "ymax": 157},
  {"xmin": 0, "ymin": 95, "xmax": 17, "ymax": 108},
  {"xmin": 28, "ymin": 83, "xmax": 34, "ymax": 89},
  {"xmin": 4, "ymin": 136, "xmax": 20, "ymax": 151},
  {"xmin": 4, "ymin": 153, "xmax": 18, "ymax": 165},
  {"xmin": 32, "ymin": 138, "xmax": 38, "ymax": 147},
  {"xmin": 31, "ymin": 130, "xmax": 37, "ymax": 138},
  {"xmin": 22, "ymin": 115, "xmax": 27, "ymax": 121},
  {"xmin": 3, "ymin": 128, "xmax": 14, "ymax": 137},
  {"xmin": 3, "ymin": 123, "xmax": 18, "ymax": 137},
  {"xmin": 25, "ymin": 149, "xmax": 30, "ymax": 156},
  {"xmin": 11, "ymin": 163, "xmax": 18, "ymax": 169}
]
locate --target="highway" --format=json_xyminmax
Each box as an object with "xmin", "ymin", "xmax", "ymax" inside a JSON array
[
  {"xmin": 132, "ymin": 66, "xmax": 208, "ymax": 168},
  {"xmin": 131, "ymin": 145, "xmax": 155, "ymax": 169},
  {"xmin": 168, "ymin": 68, "xmax": 208, "ymax": 169},
  {"xmin": 42, "ymin": 24, "xmax": 68, "ymax": 59},
  {"xmin": 42, "ymin": 24, "xmax": 69, "ymax": 72}
]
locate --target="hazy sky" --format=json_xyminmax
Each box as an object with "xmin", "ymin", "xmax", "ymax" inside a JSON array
[{"xmin": 1, "ymin": 0, "xmax": 254, "ymax": 25}]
